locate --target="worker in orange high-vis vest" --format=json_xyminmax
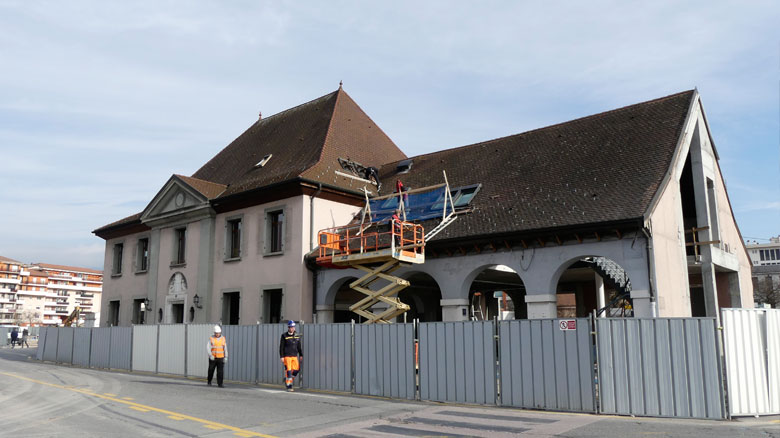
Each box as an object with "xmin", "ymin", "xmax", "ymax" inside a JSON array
[
  {"xmin": 279, "ymin": 320, "xmax": 303, "ymax": 392},
  {"xmin": 207, "ymin": 325, "xmax": 228, "ymax": 387}
]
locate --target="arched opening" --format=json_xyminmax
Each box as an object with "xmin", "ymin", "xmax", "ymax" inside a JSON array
[
  {"xmin": 468, "ymin": 265, "xmax": 526, "ymax": 320},
  {"xmin": 555, "ymin": 256, "xmax": 633, "ymax": 317},
  {"xmin": 332, "ymin": 277, "xmax": 360, "ymax": 323},
  {"xmin": 396, "ymin": 272, "xmax": 442, "ymax": 322}
]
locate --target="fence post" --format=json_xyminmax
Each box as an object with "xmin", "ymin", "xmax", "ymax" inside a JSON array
[
  {"xmin": 494, "ymin": 317, "xmax": 500, "ymax": 406},
  {"xmin": 155, "ymin": 324, "xmax": 160, "ymax": 374},
  {"xmin": 350, "ymin": 319, "xmax": 356, "ymax": 394},
  {"xmin": 592, "ymin": 311, "xmax": 600, "ymax": 413},
  {"xmin": 255, "ymin": 323, "xmax": 260, "ymax": 384},
  {"xmin": 414, "ymin": 318, "xmax": 420, "ymax": 401},
  {"xmin": 715, "ymin": 312, "xmax": 729, "ymax": 419},
  {"xmin": 54, "ymin": 328, "xmax": 59, "ymax": 363},
  {"xmin": 88, "ymin": 328, "xmax": 93, "ymax": 368},
  {"xmin": 71, "ymin": 328, "xmax": 76, "ymax": 366}
]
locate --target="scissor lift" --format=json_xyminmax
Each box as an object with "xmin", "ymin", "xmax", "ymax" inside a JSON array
[{"xmin": 316, "ymin": 175, "xmax": 457, "ymax": 324}]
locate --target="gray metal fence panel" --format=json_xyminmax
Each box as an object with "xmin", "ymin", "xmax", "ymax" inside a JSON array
[
  {"xmin": 597, "ymin": 318, "xmax": 724, "ymax": 419},
  {"xmin": 355, "ymin": 323, "xmax": 415, "ymax": 399},
  {"xmin": 35, "ymin": 327, "xmax": 46, "ymax": 360},
  {"xmin": 132, "ymin": 325, "xmax": 158, "ymax": 373},
  {"xmin": 302, "ymin": 323, "xmax": 351, "ymax": 392},
  {"xmin": 109, "ymin": 326, "xmax": 132, "ymax": 370},
  {"xmin": 223, "ymin": 325, "xmax": 257, "ymax": 383},
  {"xmin": 157, "ymin": 324, "xmax": 185, "ymax": 375},
  {"xmin": 419, "ymin": 321, "xmax": 495, "ymax": 405},
  {"xmin": 186, "ymin": 324, "xmax": 213, "ymax": 377},
  {"xmin": 257, "ymin": 324, "xmax": 287, "ymax": 384},
  {"xmin": 43, "ymin": 327, "xmax": 59, "ymax": 362},
  {"xmin": 499, "ymin": 318, "xmax": 595, "ymax": 412},
  {"xmin": 56, "ymin": 327, "xmax": 75, "ymax": 364},
  {"xmin": 0, "ymin": 327, "xmax": 9, "ymax": 347},
  {"xmin": 90, "ymin": 327, "xmax": 111, "ymax": 368},
  {"xmin": 72, "ymin": 328, "xmax": 92, "ymax": 367}
]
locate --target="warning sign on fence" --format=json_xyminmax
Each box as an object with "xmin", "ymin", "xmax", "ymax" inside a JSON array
[{"xmin": 559, "ymin": 320, "xmax": 577, "ymax": 331}]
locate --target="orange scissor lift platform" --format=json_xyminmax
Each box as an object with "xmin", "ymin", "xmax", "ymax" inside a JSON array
[{"xmin": 316, "ymin": 220, "xmax": 425, "ymax": 324}]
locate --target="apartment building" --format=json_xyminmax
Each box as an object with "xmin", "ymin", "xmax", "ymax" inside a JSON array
[
  {"xmin": 746, "ymin": 236, "xmax": 780, "ymax": 267},
  {"xmin": 0, "ymin": 256, "xmax": 103, "ymax": 326},
  {"xmin": 0, "ymin": 256, "xmax": 24, "ymax": 325}
]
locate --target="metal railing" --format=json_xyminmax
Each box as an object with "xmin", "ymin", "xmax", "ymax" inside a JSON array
[{"xmin": 317, "ymin": 220, "xmax": 424, "ymax": 262}]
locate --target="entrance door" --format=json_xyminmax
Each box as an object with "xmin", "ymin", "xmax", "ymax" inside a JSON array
[
  {"xmin": 171, "ymin": 303, "xmax": 184, "ymax": 323},
  {"xmin": 263, "ymin": 289, "xmax": 282, "ymax": 324},
  {"xmin": 222, "ymin": 292, "xmax": 240, "ymax": 325}
]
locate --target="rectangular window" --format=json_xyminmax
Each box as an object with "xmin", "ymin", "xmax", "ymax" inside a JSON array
[
  {"xmin": 174, "ymin": 228, "xmax": 186, "ymax": 264},
  {"xmin": 772, "ymin": 250, "xmax": 777, "ymax": 261},
  {"xmin": 112, "ymin": 243, "xmax": 124, "ymax": 275},
  {"xmin": 227, "ymin": 218, "xmax": 242, "ymax": 259},
  {"xmin": 267, "ymin": 210, "xmax": 284, "ymax": 254},
  {"xmin": 222, "ymin": 292, "xmax": 240, "ymax": 325},
  {"xmin": 760, "ymin": 250, "xmax": 765, "ymax": 261},
  {"xmin": 137, "ymin": 238, "xmax": 149, "ymax": 272},
  {"xmin": 132, "ymin": 298, "xmax": 145, "ymax": 324}
]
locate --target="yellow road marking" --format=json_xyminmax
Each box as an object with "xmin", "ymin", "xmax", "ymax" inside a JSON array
[
  {"xmin": 168, "ymin": 416, "xmax": 184, "ymax": 420},
  {"xmin": 130, "ymin": 406, "xmax": 150, "ymax": 412},
  {"xmin": 122, "ymin": 397, "xmax": 134, "ymax": 400},
  {"xmin": 0, "ymin": 372, "xmax": 276, "ymax": 438},
  {"xmin": 104, "ymin": 393, "xmax": 117, "ymax": 396},
  {"xmin": 235, "ymin": 433, "xmax": 255, "ymax": 437},
  {"xmin": 204, "ymin": 424, "xmax": 224, "ymax": 430}
]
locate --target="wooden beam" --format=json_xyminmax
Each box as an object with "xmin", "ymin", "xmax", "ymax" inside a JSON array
[
  {"xmin": 615, "ymin": 229, "xmax": 622, "ymax": 239},
  {"xmin": 574, "ymin": 233, "xmax": 582, "ymax": 244},
  {"xmin": 537, "ymin": 237, "xmax": 546, "ymax": 247},
  {"xmin": 520, "ymin": 239, "xmax": 528, "ymax": 249},
  {"xmin": 445, "ymin": 249, "xmax": 452, "ymax": 257},
  {"xmin": 459, "ymin": 246, "xmax": 467, "ymax": 255},
  {"xmin": 489, "ymin": 242, "xmax": 497, "ymax": 252},
  {"xmin": 504, "ymin": 240, "xmax": 512, "ymax": 250},
  {"xmin": 474, "ymin": 244, "xmax": 481, "ymax": 254},
  {"xmin": 555, "ymin": 235, "xmax": 563, "ymax": 246},
  {"xmin": 594, "ymin": 231, "xmax": 601, "ymax": 242}
]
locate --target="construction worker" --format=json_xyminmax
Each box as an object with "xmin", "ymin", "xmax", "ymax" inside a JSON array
[
  {"xmin": 279, "ymin": 320, "xmax": 303, "ymax": 392},
  {"xmin": 207, "ymin": 325, "xmax": 228, "ymax": 387},
  {"xmin": 21, "ymin": 328, "xmax": 29, "ymax": 348}
]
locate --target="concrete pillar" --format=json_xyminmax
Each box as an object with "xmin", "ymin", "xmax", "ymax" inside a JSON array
[
  {"xmin": 595, "ymin": 273, "xmax": 606, "ymax": 317},
  {"xmin": 630, "ymin": 289, "xmax": 654, "ymax": 317},
  {"xmin": 315, "ymin": 305, "xmax": 334, "ymax": 324},
  {"xmin": 440, "ymin": 299, "xmax": 469, "ymax": 321},
  {"xmin": 525, "ymin": 294, "xmax": 557, "ymax": 319}
]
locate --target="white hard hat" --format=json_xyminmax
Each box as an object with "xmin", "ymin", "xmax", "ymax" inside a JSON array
[{"xmin": 213, "ymin": 325, "xmax": 222, "ymax": 333}]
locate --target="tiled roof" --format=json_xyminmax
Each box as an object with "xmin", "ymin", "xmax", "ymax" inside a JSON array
[
  {"xmin": 96, "ymin": 88, "xmax": 406, "ymax": 235},
  {"xmin": 28, "ymin": 269, "xmax": 49, "ymax": 277},
  {"xmin": 35, "ymin": 263, "xmax": 103, "ymax": 275},
  {"xmin": 176, "ymin": 175, "xmax": 226, "ymax": 199},
  {"xmin": 375, "ymin": 90, "xmax": 695, "ymax": 242},
  {"xmin": 0, "ymin": 255, "xmax": 23, "ymax": 264}
]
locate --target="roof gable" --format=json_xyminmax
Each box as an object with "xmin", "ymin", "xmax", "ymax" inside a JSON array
[{"xmin": 140, "ymin": 175, "xmax": 212, "ymax": 223}]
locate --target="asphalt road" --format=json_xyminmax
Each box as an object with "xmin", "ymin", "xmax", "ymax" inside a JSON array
[{"xmin": 1, "ymin": 347, "xmax": 779, "ymax": 437}]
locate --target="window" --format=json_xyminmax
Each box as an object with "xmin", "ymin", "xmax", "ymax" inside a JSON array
[
  {"xmin": 174, "ymin": 228, "xmax": 186, "ymax": 264},
  {"xmin": 267, "ymin": 210, "xmax": 284, "ymax": 254},
  {"xmin": 255, "ymin": 154, "xmax": 272, "ymax": 168},
  {"xmin": 222, "ymin": 292, "xmax": 240, "ymax": 325},
  {"xmin": 132, "ymin": 298, "xmax": 145, "ymax": 324},
  {"xmin": 433, "ymin": 184, "xmax": 482, "ymax": 210},
  {"xmin": 137, "ymin": 238, "xmax": 149, "ymax": 272},
  {"xmin": 263, "ymin": 288, "xmax": 283, "ymax": 324},
  {"xmin": 226, "ymin": 218, "xmax": 242, "ymax": 259},
  {"xmin": 760, "ymin": 250, "xmax": 765, "ymax": 261},
  {"xmin": 112, "ymin": 243, "xmax": 124, "ymax": 275}
]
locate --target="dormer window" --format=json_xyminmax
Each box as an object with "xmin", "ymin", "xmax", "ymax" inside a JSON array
[
  {"xmin": 396, "ymin": 159, "xmax": 413, "ymax": 174},
  {"xmin": 255, "ymin": 154, "xmax": 272, "ymax": 168}
]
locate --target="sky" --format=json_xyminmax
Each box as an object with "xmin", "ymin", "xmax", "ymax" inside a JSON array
[{"xmin": 1, "ymin": 1, "xmax": 778, "ymax": 270}]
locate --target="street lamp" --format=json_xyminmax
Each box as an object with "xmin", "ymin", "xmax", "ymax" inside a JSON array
[{"xmin": 193, "ymin": 294, "xmax": 202, "ymax": 309}]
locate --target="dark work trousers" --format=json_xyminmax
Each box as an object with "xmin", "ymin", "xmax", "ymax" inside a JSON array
[{"xmin": 207, "ymin": 358, "xmax": 225, "ymax": 386}]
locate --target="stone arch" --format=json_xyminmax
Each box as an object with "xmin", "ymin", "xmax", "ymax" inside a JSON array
[
  {"xmin": 552, "ymin": 255, "xmax": 635, "ymax": 317},
  {"xmin": 398, "ymin": 271, "xmax": 442, "ymax": 322},
  {"xmin": 462, "ymin": 264, "xmax": 527, "ymax": 320}
]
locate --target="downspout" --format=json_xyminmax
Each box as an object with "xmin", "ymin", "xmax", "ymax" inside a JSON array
[
  {"xmin": 310, "ymin": 183, "xmax": 322, "ymax": 322},
  {"xmin": 641, "ymin": 225, "xmax": 658, "ymax": 317}
]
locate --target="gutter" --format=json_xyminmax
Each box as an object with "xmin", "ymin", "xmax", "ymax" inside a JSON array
[
  {"xmin": 310, "ymin": 182, "xmax": 322, "ymax": 321},
  {"xmin": 641, "ymin": 225, "xmax": 658, "ymax": 316}
]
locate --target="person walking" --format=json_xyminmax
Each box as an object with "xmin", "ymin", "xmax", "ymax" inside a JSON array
[
  {"xmin": 207, "ymin": 325, "xmax": 228, "ymax": 387},
  {"xmin": 21, "ymin": 328, "xmax": 29, "ymax": 348},
  {"xmin": 10, "ymin": 328, "xmax": 18, "ymax": 349},
  {"xmin": 279, "ymin": 320, "xmax": 303, "ymax": 392}
]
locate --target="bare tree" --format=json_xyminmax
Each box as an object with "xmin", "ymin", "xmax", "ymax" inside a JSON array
[
  {"xmin": 753, "ymin": 276, "xmax": 780, "ymax": 308},
  {"xmin": 14, "ymin": 310, "xmax": 41, "ymax": 326}
]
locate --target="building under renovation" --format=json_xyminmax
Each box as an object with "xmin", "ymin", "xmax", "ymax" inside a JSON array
[{"xmin": 94, "ymin": 86, "xmax": 753, "ymax": 326}]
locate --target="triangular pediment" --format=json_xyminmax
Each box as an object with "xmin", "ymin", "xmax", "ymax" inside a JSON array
[{"xmin": 140, "ymin": 175, "xmax": 211, "ymax": 223}]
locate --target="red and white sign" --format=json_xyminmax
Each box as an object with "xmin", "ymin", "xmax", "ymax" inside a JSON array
[{"xmin": 559, "ymin": 320, "xmax": 577, "ymax": 331}]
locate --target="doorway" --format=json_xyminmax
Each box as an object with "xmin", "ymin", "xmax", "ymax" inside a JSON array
[
  {"xmin": 263, "ymin": 289, "xmax": 282, "ymax": 324},
  {"xmin": 171, "ymin": 303, "xmax": 184, "ymax": 323},
  {"xmin": 222, "ymin": 292, "xmax": 240, "ymax": 325}
]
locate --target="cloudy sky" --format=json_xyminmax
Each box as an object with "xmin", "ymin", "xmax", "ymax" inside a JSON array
[{"xmin": 1, "ymin": 1, "xmax": 778, "ymax": 270}]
